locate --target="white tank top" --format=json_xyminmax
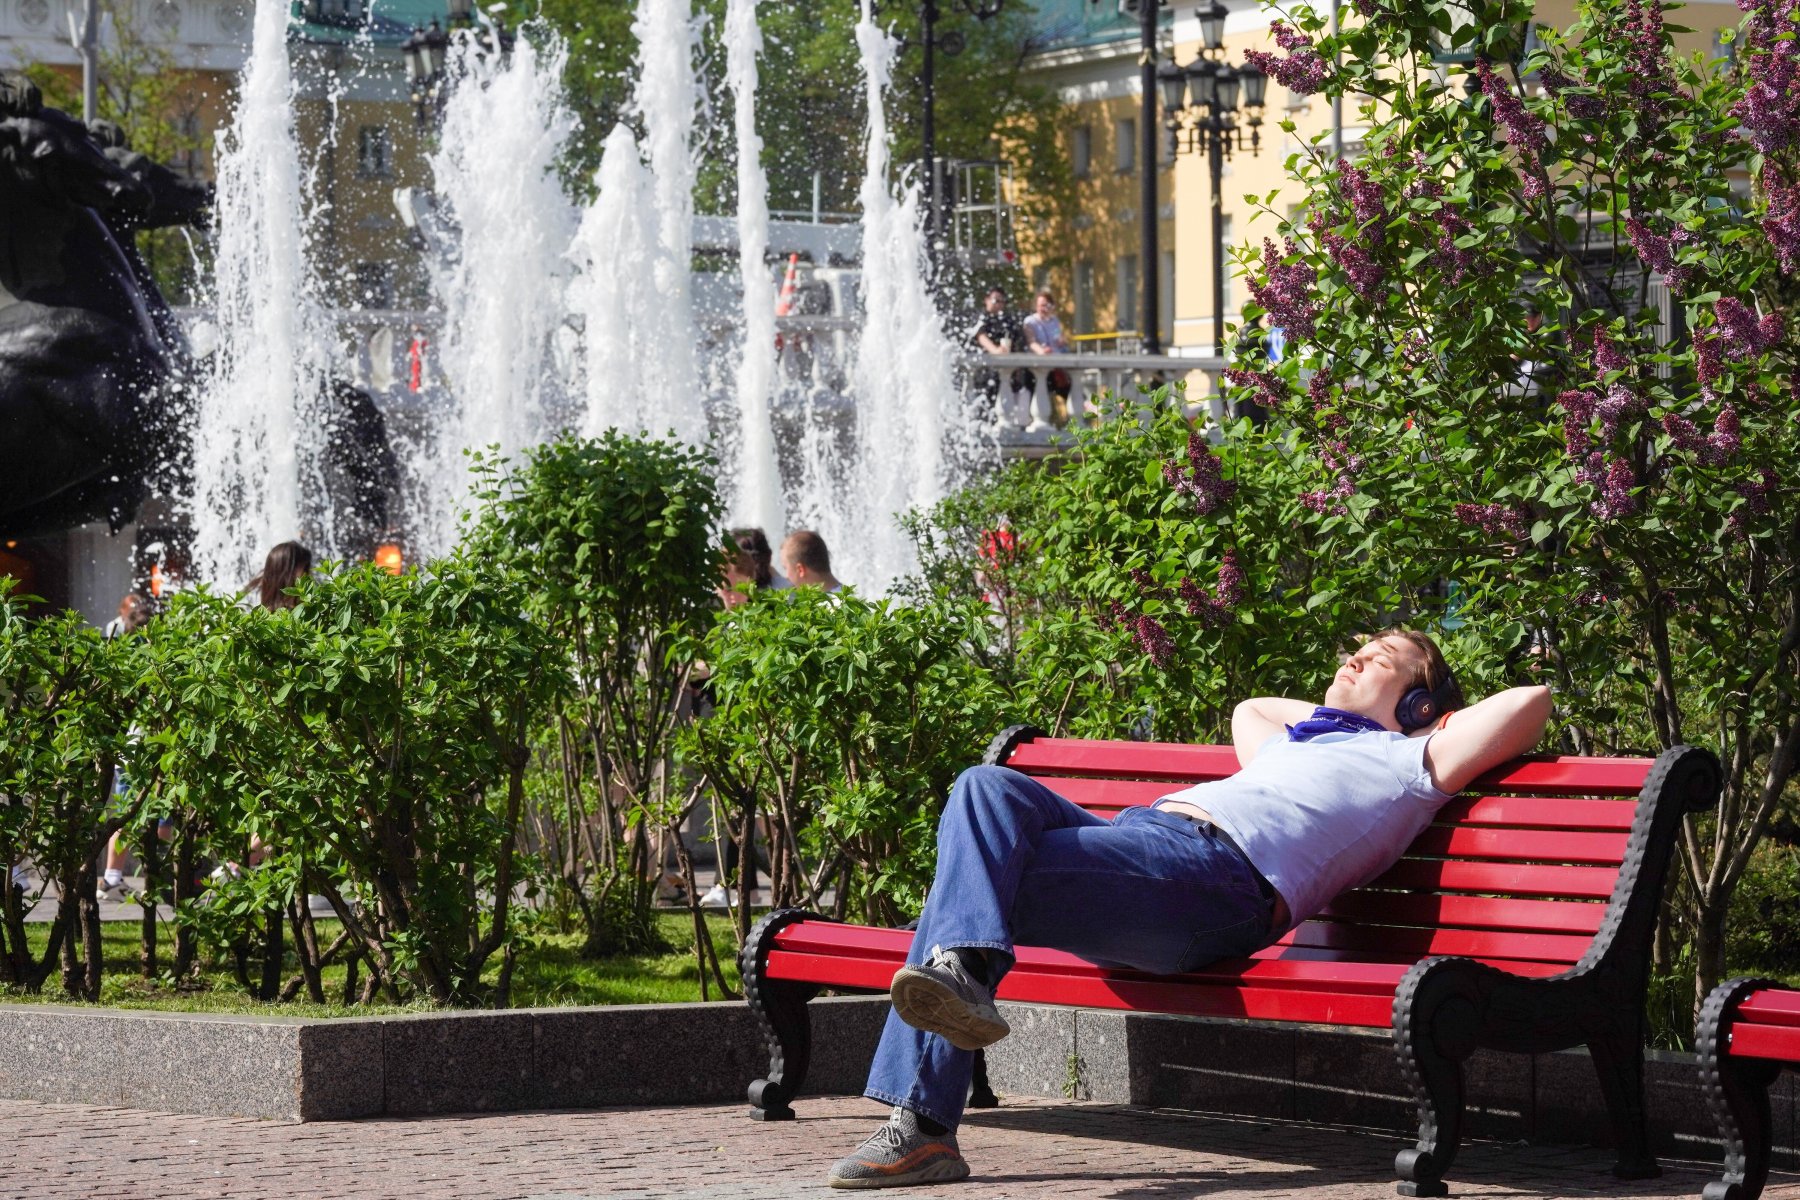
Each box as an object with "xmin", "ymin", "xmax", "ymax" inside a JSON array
[{"xmin": 1156, "ymin": 730, "xmax": 1450, "ymax": 932}]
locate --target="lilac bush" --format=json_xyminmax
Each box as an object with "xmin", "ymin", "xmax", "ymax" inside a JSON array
[{"xmin": 1221, "ymin": 0, "xmax": 1800, "ymax": 1009}]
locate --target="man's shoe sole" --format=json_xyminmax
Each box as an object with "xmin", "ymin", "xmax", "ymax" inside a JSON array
[
  {"xmin": 828, "ymin": 1155, "xmax": 971, "ymax": 1189},
  {"xmin": 889, "ymin": 967, "xmax": 1009, "ymax": 1051}
]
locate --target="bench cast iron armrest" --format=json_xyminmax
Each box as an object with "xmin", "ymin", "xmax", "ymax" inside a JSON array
[{"xmin": 1698, "ymin": 978, "xmax": 1800, "ymax": 1200}]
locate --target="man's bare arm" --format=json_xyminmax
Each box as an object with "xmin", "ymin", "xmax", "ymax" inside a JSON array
[
  {"xmin": 1232, "ymin": 697, "xmax": 1315, "ymax": 767},
  {"xmin": 1419, "ymin": 684, "xmax": 1553, "ymax": 794}
]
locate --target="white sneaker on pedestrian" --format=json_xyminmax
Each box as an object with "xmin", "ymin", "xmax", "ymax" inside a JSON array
[{"xmin": 699, "ymin": 884, "xmax": 736, "ymax": 908}]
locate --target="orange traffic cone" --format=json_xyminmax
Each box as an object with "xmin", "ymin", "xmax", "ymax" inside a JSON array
[{"xmin": 774, "ymin": 253, "xmax": 799, "ymax": 352}]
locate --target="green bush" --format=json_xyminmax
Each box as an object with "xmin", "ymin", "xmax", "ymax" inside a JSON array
[
  {"xmin": 681, "ymin": 587, "xmax": 1007, "ymax": 927},
  {"xmin": 469, "ymin": 432, "xmax": 726, "ymax": 956},
  {"xmin": 0, "ymin": 587, "xmax": 150, "ymax": 998}
]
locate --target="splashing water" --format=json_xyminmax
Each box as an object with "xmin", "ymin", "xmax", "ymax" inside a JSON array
[
  {"xmin": 723, "ymin": 0, "xmax": 783, "ymax": 538},
  {"xmin": 630, "ymin": 0, "xmax": 704, "ymax": 445},
  {"xmin": 417, "ymin": 30, "xmax": 578, "ymax": 555},
  {"xmin": 569, "ymin": 124, "xmax": 666, "ymax": 440},
  {"xmin": 190, "ymin": 0, "xmax": 331, "ymax": 586}
]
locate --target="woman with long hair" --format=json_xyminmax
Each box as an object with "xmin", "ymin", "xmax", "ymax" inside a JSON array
[{"xmin": 247, "ymin": 542, "xmax": 313, "ymax": 610}]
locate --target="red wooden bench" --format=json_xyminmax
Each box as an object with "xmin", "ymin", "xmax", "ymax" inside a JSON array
[
  {"xmin": 1698, "ymin": 979, "xmax": 1800, "ymax": 1199},
  {"xmin": 741, "ymin": 724, "xmax": 1720, "ymax": 1197}
]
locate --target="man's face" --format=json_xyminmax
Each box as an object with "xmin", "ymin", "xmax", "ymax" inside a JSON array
[
  {"xmin": 1035, "ymin": 296, "xmax": 1056, "ymax": 320},
  {"xmin": 985, "ymin": 291, "xmax": 1005, "ymax": 313},
  {"xmin": 1322, "ymin": 636, "xmax": 1426, "ymax": 728}
]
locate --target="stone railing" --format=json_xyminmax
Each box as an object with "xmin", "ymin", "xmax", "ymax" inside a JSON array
[{"xmin": 963, "ymin": 350, "xmax": 1227, "ymax": 455}]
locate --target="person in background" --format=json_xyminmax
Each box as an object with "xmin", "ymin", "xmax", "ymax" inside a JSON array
[
  {"xmin": 248, "ymin": 541, "xmax": 313, "ymax": 610},
  {"xmin": 1022, "ymin": 290, "xmax": 1074, "ymax": 422},
  {"xmin": 98, "ymin": 590, "xmax": 159, "ymax": 901},
  {"xmin": 968, "ymin": 286, "xmax": 1033, "ymax": 418},
  {"xmin": 780, "ymin": 530, "xmax": 844, "ymax": 593},
  {"xmin": 697, "ymin": 528, "xmax": 784, "ymax": 907}
]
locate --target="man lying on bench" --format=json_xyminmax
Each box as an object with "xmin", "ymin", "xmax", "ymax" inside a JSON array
[{"xmin": 827, "ymin": 627, "xmax": 1553, "ymax": 1189}]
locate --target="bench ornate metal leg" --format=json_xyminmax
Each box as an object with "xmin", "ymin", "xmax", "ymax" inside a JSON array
[
  {"xmin": 1392, "ymin": 958, "xmax": 1485, "ymax": 1197},
  {"xmin": 744, "ymin": 908, "xmax": 824, "ymax": 1121},
  {"xmin": 1589, "ymin": 1021, "xmax": 1660, "ymax": 1180},
  {"xmin": 1700, "ymin": 977, "xmax": 1782, "ymax": 1200}
]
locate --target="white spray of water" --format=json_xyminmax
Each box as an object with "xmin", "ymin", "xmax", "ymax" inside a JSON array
[
  {"xmin": 570, "ymin": 125, "xmax": 666, "ymax": 439},
  {"xmin": 630, "ymin": 0, "xmax": 704, "ymax": 445},
  {"xmin": 841, "ymin": 2, "xmax": 966, "ymax": 592},
  {"xmin": 419, "ymin": 30, "xmax": 577, "ymax": 555},
  {"xmin": 723, "ymin": 0, "xmax": 783, "ymax": 537},
  {"xmin": 190, "ymin": 0, "xmax": 330, "ymax": 586}
]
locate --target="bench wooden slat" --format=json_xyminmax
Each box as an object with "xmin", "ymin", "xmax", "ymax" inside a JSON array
[
  {"xmin": 1007, "ymin": 739, "xmax": 1653, "ymax": 797},
  {"xmin": 1027, "ymin": 781, "xmax": 1641, "ymax": 836},
  {"xmin": 1433, "ymin": 795, "xmax": 1638, "ymax": 831},
  {"xmin": 1317, "ymin": 891, "xmax": 1605, "ymax": 935},
  {"xmin": 1281, "ymin": 920, "xmax": 1592, "ymax": 965},
  {"xmin": 1738, "ymin": 991, "xmax": 1800, "ymax": 1027},
  {"xmin": 1730, "ymin": 1023, "xmax": 1800, "ymax": 1062},
  {"xmin": 1406, "ymin": 826, "xmax": 1629, "ymax": 865},
  {"xmin": 1368, "ymin": 858, "xmax": 1620, "ymax": 900},
  {"xmin": 1003, "ymin": 738, "xmax": 1241, "ymax": 781}
]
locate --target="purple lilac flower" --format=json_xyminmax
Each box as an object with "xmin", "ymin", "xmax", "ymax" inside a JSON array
[
  {"xmin": 1539, "ymin": 66, "xmax": 1606, "ymax": 120},
  {"xmin": 1762, "ymin": 168, "xmax": 1800, "ymax": 274},
  {"xmin": 1731, "ymin": 6, "xmax": 1800, "ymax": 155},
  {"xmin": 1624, "ymin": 0, "xmax": 1674, "ymax": 99},
  {"xmin": 1245, "ymin": 23, "xmax": 1329, "ymax": 96},
  {"xmin": 1520, "ymin": 168, "xmax": 1548, "ymax": 203},
  {"xmin": 1475, "ymin": 61, "xmax": 1549, "ymax": 155},
  {"xmin": 1708, "ymin": 403, "xmax": 1743, "ymax": 463},
  {"xmin": 1598, "ymin": 382, "xmax": 1641, "ymax": 441},
  {"xmin": 1132, "ymin": 613, "xmax": 1176, "ymax": 668},
  {"xmin": 1309, "ymin": 372, "xmax": 1347, "ymax": 430},
  {"xmin": 1248, "ymin": 238, "xmax": 1321, "ymax": 338},
  {"xmin": 1694, "ymin": 334, "xmax": 1724, "ymax": 395},
  {"xmin": 1590, "ymin": 457, "xmax": 1639, "ymax": 520},
  {"xmin": 1162, "ymin": 435, "xmax": 1237, "ymax": 516},
  {"xmin": 1625, "ymin": 215, "xmax": 1695, "ymax": 293},
  {"xmin": 1453, "ymin": 502, "xmax": 1529, "ymax": 540},
  {"xmin": 1737, "ymin": 467, "xmax": 1779, "ymax": 516},
  {"xmin": 1662, "ymin": 411, "xmax": 1706, "ymax": 453},
  {"xmin": 1714, "ymin": 297, "xmax": 1785, "ymax": 358},
  {"xmin": 1433, "ymin": 209, "xmax": 1477, "ymax": 284},
  {"xmin": 1176, "ymin": 549, "xmax": 1245, "ymax": 625},
  {"xmin": 1130, "ymin": 567, "xmax": 1170, "ymax": 601},
  {"xmin": 1316, "ymin": 226, "xmax": 1387, "ymax": 300},
  {"xmin": 1214, "ymin": 549, "xmax": 1245, "ymax": 608},
  {"xmin": 1224, "ymin": 366, "xmax": 1286, "ymax": 412},
  {"xmin": 1591, "ymin": 327, "xmax": 1631, "ymax": 375},
  {"xmin": 1336, "ymin": 160, "xmax": 1387, "ymax": 230}
]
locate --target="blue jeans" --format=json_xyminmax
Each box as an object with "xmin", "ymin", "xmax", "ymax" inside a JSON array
[{"xmin": 864, "ymin": 765, "xmax": 1274, "ymax": 1130}]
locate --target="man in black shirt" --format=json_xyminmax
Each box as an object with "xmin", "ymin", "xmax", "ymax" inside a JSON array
[{"xmin": 968, "ymin": 286, "xmax": 1033, "ymax": 414}]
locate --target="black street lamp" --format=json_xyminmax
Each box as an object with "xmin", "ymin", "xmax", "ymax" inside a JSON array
[
  {"xmin": 1162, "ymin": 1, "xmax": 1264, "ymax": 356},
  {"xmin": 910, "ymin": 0, "xmax": 1006, "ymax": 253},
  {"xmin": 403, "ymin": 4, "xmax": 510, "ymax": 130}
]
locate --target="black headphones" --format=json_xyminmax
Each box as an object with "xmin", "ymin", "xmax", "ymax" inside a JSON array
[{"xmin": 1395, "ymin": 669, "xmax": 1464, "ymax": 734}]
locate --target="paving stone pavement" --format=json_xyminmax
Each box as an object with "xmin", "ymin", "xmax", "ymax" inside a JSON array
[{"xmin": 3, "ymin": 1095, "xmax": 1798, "ymax": 1200}]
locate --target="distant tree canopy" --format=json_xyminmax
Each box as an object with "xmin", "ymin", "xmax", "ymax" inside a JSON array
[{"xmin": 508, "ymin": 0, "xmax": 1075, "ymax": 266}]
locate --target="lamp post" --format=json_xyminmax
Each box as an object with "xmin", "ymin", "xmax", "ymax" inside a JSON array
[
  {"xmin": 1160, "ymin": 0, "xmax": 1264, "ymax": 356},
  {"xmin": 913, "ymin": 0, "xmax": 1005, "ymax": 252},
  {"xmin": 402, "ymin": 3, "xmax": 508, "ymax": 130}
]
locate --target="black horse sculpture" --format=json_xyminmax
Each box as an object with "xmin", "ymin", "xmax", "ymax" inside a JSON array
[{"xmin": 0, "ymin": 71, "xmax": 397, "ymax": 549}]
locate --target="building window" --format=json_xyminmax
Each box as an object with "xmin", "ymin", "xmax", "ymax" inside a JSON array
[
  {"xmin": 1116, "ymin": 254, "xmax": 1139, "ymax": 333},
  {"xmin": 1114, "ymin": 118, "xmax": 1136, "ymax": 173},
  {"xmin": 1711, "ymin": 27, "xmax": 1737, "ymax": 62},
  {"xmin": 357, "ymin": 125, "xmax": 393, "ymax": 179},
  {"xmin": 353, "ymin": 261, "xmax": 394, "ymax": 309},
  {"xmin": 1218, "ymin": 214, "xmax": 1234, "ymax": 314},
  {"xmin": 1074, "ymin": 261, "xmax": 1094, "ymax": 334},
  {"xmin": 1072, "ymin": 125, "xmax": 1092, "ymax": 178},
  {"xmin": 1159, "ymin": 249, "xmax": 1174, "ymax": 345}
]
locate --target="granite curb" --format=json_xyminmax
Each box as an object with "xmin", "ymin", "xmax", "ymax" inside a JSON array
[{"xmin": 1, "ymin": 996, "xmax": 1792, "ymax": 1172}]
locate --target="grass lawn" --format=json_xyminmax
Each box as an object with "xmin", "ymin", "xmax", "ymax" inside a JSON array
[{"xmin": 0, "ymin": 912, "xmax": 746, "ymax": 1017}]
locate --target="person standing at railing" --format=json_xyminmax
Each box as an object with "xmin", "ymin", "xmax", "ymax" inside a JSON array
[
  {"xmin": 968, "ymin": 286, "xmax": 1034, "ymax": 421},
  {"xmin": 1023, "ymin": 290, "xmax": 1074, "ymax": 423}
]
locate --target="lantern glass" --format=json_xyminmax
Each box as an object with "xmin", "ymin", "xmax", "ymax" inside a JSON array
[
  {"xmin": 1158, "ymin": 60, "xmax": 1188, "ymax": 111},
  {"xmin": 1187, "ymin": 58, "xmax": 1217, "ymax": 108},
  {"xmin": 1216, "ymin": 63, "xmax": 1241, "ymax": 113},
  {"xmin": 1238, "ymin": 60, "xmax": 1266, "ymax": 108},
  {"xmin": 1197, "ymin": 0, "xmax": 1226, "ymax": 51}
]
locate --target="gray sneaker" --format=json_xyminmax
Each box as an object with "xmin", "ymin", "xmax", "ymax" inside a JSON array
[
  {"xmin": 889, "ymin": 944, "xmax": 1009, "ymax": 1051},
  {"xmin": 827, "ymin": 1107, "xmax": 970, "ymax": 1189}
]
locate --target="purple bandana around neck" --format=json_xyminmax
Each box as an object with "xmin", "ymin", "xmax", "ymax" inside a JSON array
[{"xmin": 1285, "ymin": 706, "xmax": 1389, "ymax": 742}]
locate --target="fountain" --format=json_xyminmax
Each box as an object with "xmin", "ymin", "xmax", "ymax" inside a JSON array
[{"xmin": 185, "ymin": 0, "xmax": 993, "ymax": 594}]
